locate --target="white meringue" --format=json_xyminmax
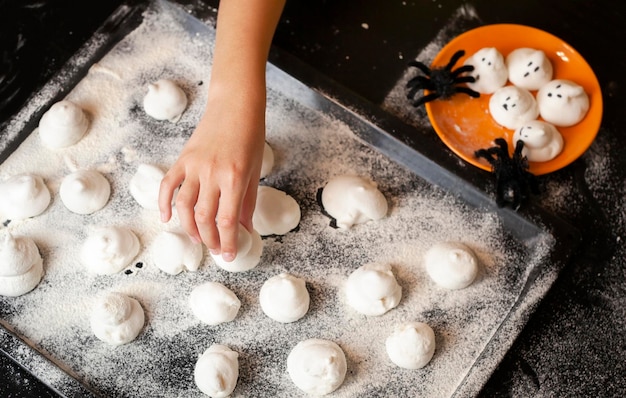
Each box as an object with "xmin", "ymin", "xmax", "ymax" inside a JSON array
[
  {"xmin": 90, "ymin": 291, "xmax": 145, "ymax": 345},
  {"xmin": 463, "ymin": 47, "xmax": 508, "ymax": 94},
  {"xmin": 0, "ymin": 232, "xmax": 44, "ymax": 297},
  {"xmin": 59, "ymin": 170, "xmax": 111, "ymax": 215},
  {"xmin": 189, "ymin": 282, "xmax": 241, "ymax": 325},
  {"xmin": 252, "ymin": 185, "xmax": 301, "ymax": 236},
  {"xmin": 260, "ymin": 141, "xmax": 275, "ymax": 179},
  {"xmin": 194, "ymin": 344, "xmax": 239, "ymax": 398},
  {"xmin": 506, "ymin": 47, "xmax": 553, "ymax": 91},
  {"xmin": 537, "ymin": 79, "xmax": 590, "ymax": 127},
  {"xmin": 210, "ymin": 225, "xmax": 262, "ymax": 272},
  {"xmin": 142, "ymin": 79, "xmax": 187, "ymax": 122},
  {"xmin": 513, "ymin": 120, "xmax": 564, "ymax": 162},
  {"xmin": 151, "ymin": 228, "xmax": 203, "ymax": 275},
  {"xmin": 489, "ymin": 85, "xmax": 539, "ymax": 130},
  {"xmin": 424, "ymin": 242, "xmax": 478, "ymax": 290},
  {"xmin": 259, "ymin": 273, "xmax": 309, "ymax": 323},
  {"xmin": 345, "ymin": 262, "xmax": 402, "ymax": 316},
  {"xmin": 129, "ymin": 163, "xmax": 165, "ymax": 210},
  {"xmin": 38, "ymin": 100, "xmax": 89, "ymax": 149},
  {"xmin": 81, "ymin": 226, "xmax": 140, "ymax": 275},
  {"xmin": 321, "ymin": 175, "xmax": 388, "ymax": 229},
  {"xmin": 386, "ymin": 321, "xmax": 436, "ymax": 369},
  {"xmin": 287, "ymin": 339, "xmax": 347, "ymax": 396},
  {"xmin": 0, "ymin": 173, "xmax": 51, "ymax": 221}
]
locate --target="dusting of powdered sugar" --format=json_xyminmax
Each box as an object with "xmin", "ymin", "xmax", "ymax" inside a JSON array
[{"xmin": 0, "ymin": 2, "xmax": 556, "ymax": 397}]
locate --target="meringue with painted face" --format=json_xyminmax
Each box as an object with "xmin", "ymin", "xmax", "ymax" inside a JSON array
[
  {"xmin": 0, "ymin": 173, "xmax": 51, "ymax": 221},
  {"xmin": 0, "ymin": 232, "xmax": 44, "ymax": 297},
  {"xmin": 38, "ymin": 100, "xmax": 89, "ymax": 149},
  {"xmin": 142, "ymin": 78, "xmax": 188, "ymax": 122},
  {"xmin": 537, "ymin": 79, "xmax": 590, "ymax": 127},
  {"xmin": 463, "ymin": 47, "xmax": 508, "ymax": 94},
  {"xmin": 345, "ymin": 262, "xmax": 402, "ymax": 316},
  {"xmin": 90, "ymin": 291, "xmax": 145, "ymax": 345},
  {"xmin": 513, "ymin": 120, "xmax": 564, "ymax": 162},
  {"xmin": 194, "ymin": 344, "xmax": 239, "ymax": 398},
  {"xmin": 506, "ymin": 47, "xmax": 553, "ymax": 91},
  {"xmin": 489, "ymin": 85, "xmax": 539, "ymax": 130},
  {"xmin": 321, "ymin": 175, "xmax": 388, "ymax": 229}
]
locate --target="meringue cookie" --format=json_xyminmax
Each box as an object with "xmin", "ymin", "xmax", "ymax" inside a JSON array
[
  {"xmin": 489, "ymin": 85, "xmax": 539, "ymax": 130},
  {"xmin": 90, "ymin": 291, "xmax": 145, "ymax": 345},
  {"xmin": 259, "ymin": 273, "xmax": 310, "ymax": 323},
  {"xmin": 59, "ymin": 170, "xmax": 111, "ymax": 214},
  {"xmin": 142, "ymin": 79, "xmax": 187, "ymax": 122},
  {"xmin": 152, "ymin": 228, "xmax": 203, "ymax": 275},
  {"xmin": 463, "ymin": 47, "xmax": 508, "ymax": 94},
  {"xmin": 287, "ymin": 339, "xmax": 347, "ymax": 396},
  {"xmin": 128, "ymin": 163, "xmax": 166, "ymax": 210},
  {"xmin": 260, "ymin": 141, "xmax": 275, "ymax": 179},
  {"xmin": 513, "ymin": 120, "xmax": 564, "ymax": 162},
  {"xmin": 189, "ymin": 282, "xmax": 241, "ymax": 325},
  {"xmin": 0, "ymin": 173, "xmax": 51, "ymax": 221},
  {"xmin": 345, "ymin": 262, "xmax": 402, "ymax": 316},
  {"xmin": 386, "ymin": 321, "xmax": 436, "ymax": 369},
  {"xmin": 38, "ymin": 100, "xmax": 89, "ymax": 148},
  {"xmin": 210, "ymin": 224, "xmax": 263, "ymax": 272},
  {"xmin": 506, "ymin": 47, "xmax": 553, "ymax": 91},
  {"xmin": 321, "ymin": 175, "xmax": 388, "ymax": 229},
  {"xmin": 252, "ymin": 186, "xmax": 301, "ymax": 236},
  {"xmin": 81, "ymin": 226, "xmax": 140, "ymax": 275},
  {"xmin": 0, "ymin": 232, "xmax": 44, "ymax": 297},
  {"xmin": 194, "ymin": 344, "xmax": 239, "ymax": 398},
  {"xmin": 424, "ymin": 242, "xmax": 478, "ymax": 290},
  {"xmin": 537, "ymin": 79, "xmax": 590, "ymax": 127}
]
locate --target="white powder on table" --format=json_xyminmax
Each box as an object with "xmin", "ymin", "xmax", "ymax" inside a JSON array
[{"xmin": 0, "ymin": 2, "xmax": 554, "ymax": 397}]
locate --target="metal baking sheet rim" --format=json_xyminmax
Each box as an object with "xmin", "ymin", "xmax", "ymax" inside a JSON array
[{"xmin": 0, "ymin": 1, "xmax": 580, "ymax": 397}]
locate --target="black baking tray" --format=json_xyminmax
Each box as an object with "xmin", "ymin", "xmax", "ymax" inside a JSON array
[{"xmin": 0, "ymin": 0, "xmax": 580, "ymax": 396}]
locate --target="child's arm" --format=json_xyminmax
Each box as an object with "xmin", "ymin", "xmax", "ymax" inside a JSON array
[{"xmin": 158, "ymin": 0, "xmax": 286, "ymax": 262}]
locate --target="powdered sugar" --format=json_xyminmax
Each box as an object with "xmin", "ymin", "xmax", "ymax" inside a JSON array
[{"xmin": 0, "ymin": 2, "xmax": 557, "ymax": 397}]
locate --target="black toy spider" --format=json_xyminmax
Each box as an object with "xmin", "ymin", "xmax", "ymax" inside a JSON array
[
  {"xmin": 475, "ymin": 138, "xmax": 540, "ymax": 209},
  {"xmin": 406, "ymin": 49, "xmax": 480, "ymax": 107}
]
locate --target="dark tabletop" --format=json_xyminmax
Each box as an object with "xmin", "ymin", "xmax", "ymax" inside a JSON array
[{"xmin": 1, "ymin": 0, "xmax": 625, "ymax": 396}]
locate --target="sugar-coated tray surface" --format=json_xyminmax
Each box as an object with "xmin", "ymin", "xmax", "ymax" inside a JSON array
[{"xmin": 0, "ymin": 2, "xmax": 554, "ymax": 397}]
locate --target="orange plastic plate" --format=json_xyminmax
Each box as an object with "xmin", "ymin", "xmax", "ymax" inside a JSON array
[{"xmin": 425, "ymin": 24, "xmax": 603, "ymax": 175}]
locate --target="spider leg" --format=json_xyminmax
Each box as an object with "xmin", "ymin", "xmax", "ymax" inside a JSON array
[
  {"xmin": 444, "ymin": 49, "xmax": 466, "ymax": 70},
  {"xmin": 450, "ymin": 64, "xmax": 475, "ymax": 78},
  {"xmin": 453, "ymin": 75, "xmax": 476, "ymax": 84},
  {"xmin": 406, "ymin": 75, "xmax": 432, "ymax": 90},
  {"xmin": 412, "ymin": 92, "xmax": 441, "ymax": 107},
  {"xmin": 408, "ymin": 60, "xmax": 432, "ymax": 76},
  {"xmin": 454, "ymin": 86, "xmax": 481, "ymax": 98}
]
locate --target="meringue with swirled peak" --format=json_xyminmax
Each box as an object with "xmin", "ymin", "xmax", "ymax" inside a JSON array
[
  {"xmin": 386, "ymin": 321, "xmax": 436, "ymax": 369},
  {"xmin": 81, "ymin": 226, "xmax": 140, "ymax": 275},
  {"xmin": 90, "ymin": 291, "xmax": 145, "ymax": 345},
  {"xmin": 210, "ymin": 224, "xmax": 263, "ymax": 272},
  {"xmin": 424, "ymin": 241, "xmax": 479, "ymax": 290},
  {"xmin": 287, "ymin": 338, "xmax": 347, "ymax": 396},
  {"xmin": 129, "ymin": 163, "xmax": 165, "ymax": 210},
  {"xmin": 194, "ymin": 344, "xmax": 239, "ymax": 398},
  {"xmin": 321, "ymin": 175, "xmax": 388, "ymax": 229},
  {"xmin": 0, "ymin": 232, "xmax": 44, "ymax": 297},
  {"xmin": 189, "ymin": 282, "xmax": 241, "ymax": 325},
  {"xmin": 59, "ymin": 169, "xmax": 111, "ymax": 214},
  {"xmin": 345, "ymin": 262, "xmax": 402, "ymax": 316},
  {"xmin": 252, "ymin": 185, "xmax": 301, "ymax": 236},
  {"xmin": 142, "ymin": 79, "xmax": 188, "ymax": 122},
  {"xmin": 38, "ymin": 100, "xmax": 89, "ymax": 149},
  {"xmin": 0, "ymin": 173, "xmax": 51, "ymax": 221},
  {"xmin": 152, "ymin": 227, "xmax": 203, "ymax": 275},
  {"xmin": 259, "ymin": 273, "xmax": 310, "ymax": 323}
]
